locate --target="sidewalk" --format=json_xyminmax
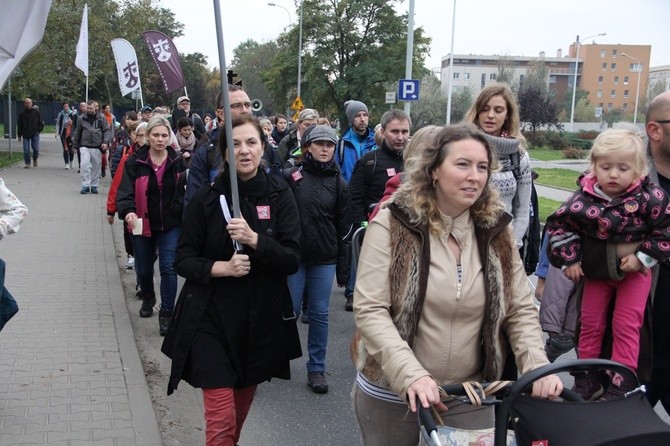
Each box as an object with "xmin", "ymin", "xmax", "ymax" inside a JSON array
[{"xmin": 0, "ymin": 137, "xmax": 162, "ymax": 445}]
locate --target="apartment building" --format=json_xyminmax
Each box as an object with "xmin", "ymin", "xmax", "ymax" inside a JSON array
[
  {"xmin": 441, "ymin": 42, "xmax": 652, "ymax": 119},
  {"xmin": 440, "ymin": 51, "xmax": 575, "ymax": 104},
  {"xmin": 571, "ymin": 42, "xmax": 650, "ymax": 115}
]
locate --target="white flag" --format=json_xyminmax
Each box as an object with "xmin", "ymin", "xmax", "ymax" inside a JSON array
[
  {"xmin": 111, "ymin": 39, "xmax": 141, "ymax": 97},
  {"xmin": 75, "ymin": 4, "xmax": 88, "ymax": 76}
]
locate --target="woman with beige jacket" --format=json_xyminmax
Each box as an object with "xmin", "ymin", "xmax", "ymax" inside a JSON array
[{"xmin": 351, "ymin": 123, "xmax": 561, "ymax": 445}]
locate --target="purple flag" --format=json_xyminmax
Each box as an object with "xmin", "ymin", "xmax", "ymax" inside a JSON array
[{"xmin": 142, "ymin": 30, "xmax": 184, "ymax": 93}]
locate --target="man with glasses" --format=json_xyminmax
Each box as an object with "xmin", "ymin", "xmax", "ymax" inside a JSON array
[
  {"xmin": 641, "ymin": 91, "xmax": 670, "ymax": 413},
  {"xmin": 184, "ymin": 85, "xmax": 252, "ymax": 208}
]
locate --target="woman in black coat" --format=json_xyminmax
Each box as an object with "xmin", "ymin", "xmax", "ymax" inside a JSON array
[{"xmin": 161, "ymin": 115, "xmax": 302, "ymax": 446}]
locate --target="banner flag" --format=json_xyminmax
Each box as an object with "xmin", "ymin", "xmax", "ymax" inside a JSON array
[
  {"xmin": 142, "ymin": 30, "xmax": 184, "ymax": 93},
  {"xmin": 74, "ymin": 4, "xmax": 88, "ymax": 76},
  {"xmin": 110, "ymin": 38, "xmax": 141, "ymax": 97}
]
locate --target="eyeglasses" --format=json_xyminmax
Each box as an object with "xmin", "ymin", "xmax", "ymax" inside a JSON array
[
  {"xmin": 230, "ymin": 102, "xmax": 252, "ymax": 110},
  {"xmin": 654, "ymin": 120, "xmax": 670, "ymax": 125}
]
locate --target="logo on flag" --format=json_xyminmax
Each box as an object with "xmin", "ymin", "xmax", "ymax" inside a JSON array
[
  {"xmin": 111, "ymin": 38, "xmax": 142, "ymax": 97},
  {"xmin": 142, "ymin": 30, "xmax": 184, "ymax": 93}
]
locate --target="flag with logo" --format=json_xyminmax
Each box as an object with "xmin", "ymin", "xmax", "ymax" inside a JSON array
[
  {"xmin": 74, "ymin": 4, "xmax": 88, "ymax": 76},
  {"xmin": 142, "ymin": 30, "xmax": 184, "ymax": 93},
  {"xmin": 110, "ymin": 38, "xmax": 141, "ymax": 97}
]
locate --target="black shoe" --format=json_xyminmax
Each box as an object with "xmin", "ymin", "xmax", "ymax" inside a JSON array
[
  {"xmin": 159, "ymin": 310, "xmax": 172, "ymax": 336},
  {"xmin": 545, "ymin": 333, "xmax": 574, "ymax": 363},
  {"xmin": 101, "ymin": 169, "xmax": 106, "ymax": 178},
  {"xmin": 138, "ymin": 292, "xmax": 156, "ymax": 318},
  {"xmin": 90, "ymin": 187, "xmax": 98, "ymax": 194},
  {"xmin": 345, "ymin": 295, "xmax": 353, "ymax": 312},
  {"xmin": 80, "ymin": 187, "xmax": 90, "ymax": 194},
  {"xmin": 307, "ymin": 372, "xmax": 329, "ymax": 394}
]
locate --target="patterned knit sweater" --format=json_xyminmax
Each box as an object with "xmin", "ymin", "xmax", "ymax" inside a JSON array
[{"xmin": 484, "ymin": 133, "xmax": 532, "ymax": 248}]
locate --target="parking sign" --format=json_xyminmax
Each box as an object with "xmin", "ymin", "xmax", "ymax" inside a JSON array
[{"xmin": 398, "ymin": 79, "xmax": 420, "ymax": 101}]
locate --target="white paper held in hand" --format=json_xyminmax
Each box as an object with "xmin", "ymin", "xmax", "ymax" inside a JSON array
[
  {"xmin": 132, "ymin": 218, "xmax": 143, "ymax": 235},
  {"xmin": 219, "ymin": 195, "xmax": 242, "ymax": 252}
]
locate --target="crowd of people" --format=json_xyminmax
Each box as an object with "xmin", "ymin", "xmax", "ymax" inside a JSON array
[{"xmin": 20, "ymin": 85, "xmax": 670, "ymax": 445}]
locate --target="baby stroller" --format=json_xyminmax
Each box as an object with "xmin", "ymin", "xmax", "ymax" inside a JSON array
[{"xmin": 419, "ymin": 359, "xmax": 670, "ymax": 446}]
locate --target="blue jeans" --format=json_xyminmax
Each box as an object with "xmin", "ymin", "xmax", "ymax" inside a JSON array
[
  {"xmin": 288, "ymin": 263, "xmax": 335, "ymax": 373},
  {"xmin": 133, "ymin": 226, "xmax": 180, "ymax": 312},
  {"xmin": 22, "ymin": 134, "xmax": 40, "ymax": 164}
]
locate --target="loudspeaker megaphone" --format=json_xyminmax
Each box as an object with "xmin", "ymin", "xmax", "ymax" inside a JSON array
[{"xmin": 251, "ymin": 99, "xmax": 263, "ymax": 112}]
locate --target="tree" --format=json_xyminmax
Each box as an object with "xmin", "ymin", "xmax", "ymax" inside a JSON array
[
  {"xmin": 518, "ymin": 84, "xmax": 560, "ymax": 134},
  {"xmin": 648, "ymin": 79, "xmax": 668, "ymax": 103},
  {"xmin": 409, "ymin": 75, "xmax": 447, "ymax": 130},
  {"xmin": 263, "ymin": 0, "xmax": 431, "ymax": 124},
  {"xmin": 231, "ymin": 40, "xmax": 280, "ymax": 115},
  {"xmin": 496, "ymin": 56, "xmax": 516, "ymax": 88},
  {"xmin": 450, "ymin": 86, "xmax": 473, "ymax": 123},
  {"xmin": 5, "ymin": 0, "xmax": 216, "ymax": 112}
]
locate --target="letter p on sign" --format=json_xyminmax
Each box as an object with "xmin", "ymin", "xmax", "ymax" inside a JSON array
[{"xmin": 398, "ymin": 79, "xmax": 420, "ymax": 101}]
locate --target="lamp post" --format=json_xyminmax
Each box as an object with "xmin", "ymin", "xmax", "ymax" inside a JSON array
[
  {"xmin": 621, "ymin": 53, "xmax": 642, "ymax": 124},
  {"xmin": 297, "ymin": 0, "xmax": 303, "ymax": 100},
  {"xmin": 267, "ymin": 2, "xmax": 292, "ymax": 26},
  {"xmin": 569, "ymin": 32, "xmax": 606, "ymax": 132},
  {"xmin": 445, "ymin": 0, "xmax": 456, "ymax": 124}
]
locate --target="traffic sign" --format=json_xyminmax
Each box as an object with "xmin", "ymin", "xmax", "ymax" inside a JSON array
[
  {"xmin": 398, "ymin": 79, "xmax": 420, "ymax": 101},
  {"xmin": 385, "ymin": 91, "xmax": 396, "ymax": 104},
  {"xmin": 595, "ymin": 107, "xmax": 603, "ymax": 118},
  {"xmin": 291, "ymin": 96, "xmax": 304, "ymax": 110}
]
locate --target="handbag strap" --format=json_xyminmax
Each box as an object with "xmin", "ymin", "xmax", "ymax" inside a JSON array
[{"xmin": 432, "ymin": 380, "xmax": 513, "ymax": 425}]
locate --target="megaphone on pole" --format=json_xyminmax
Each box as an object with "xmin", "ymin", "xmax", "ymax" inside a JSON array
[{"xmin": 250, "ymin": 99, "xmax": 263, "ymax": 113}]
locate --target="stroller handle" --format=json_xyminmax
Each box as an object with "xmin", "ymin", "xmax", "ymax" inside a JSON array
[{"xmin": 510, "ymin": 358, "xmax": 637, "ymax": 394}]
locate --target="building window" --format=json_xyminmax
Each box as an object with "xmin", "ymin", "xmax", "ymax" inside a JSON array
[
  {"xmin": 623, "ymin": 103, "xmax": 628, "ymax": 110},
  {"xmin": 612, "ymin": 49, "xmax": 618, "ymax": 58},
  {"xmin": 481, "ymin": 73, "xmax": 486, "ymax": 88},
  {"xmin": 489, "ymin": 73, "xmax": 497, "ymax": 80},
  {"xmin": 608, "ymin": 103, "xmax": 613, "ymax": 110},
  {"xmin": 602, "ymin": 62, "xmax": 607, "ymax": 71},
  {"xmin": 614, "ymin": 76, "xmax": 619, "ymax": 85},
  {"xmin": 599, "ymin": 103, "xmax": 604, "ymax": 108},
  {"xmin": 624, "ymin": 76, "xmax": 629, "ymax": 85},
  {"xmin": 611, "ymin": 63, "xmax": 616, "ymax": 71},
  {"xmin": 630, "ymin": 63, "xmax": 637, "ymax": 70},
  {"xmin": 463, "ymin": 73, "xmax": 470, "ymax": 79},
  {"xmin": 598, "ymin": 76, "xmax": 603, "ymax": 84},
  {"xmin": 519, "ymin": 74, "xmax": 525, "ymax": 84},
  {"xmin": 597, "ymin": 89, "xmax": 603, "ymax": 98},
  {"xmin": 611, "ymin": 89, "xmax": 616, "ymax": 98},
  {"xmin": 549, "ymin": 75, "xmax": 556, "ymax": 83},
  {"xmin": 624, "ymin": 90, "xmax": 629, "ymax": 98},
  {"xmin": 600, "ymin": 49, "xmax": 606, "ymax": 58},
  {"xmin": 453, "ymin": 72, "xmax": 459, "ymax": 79}
]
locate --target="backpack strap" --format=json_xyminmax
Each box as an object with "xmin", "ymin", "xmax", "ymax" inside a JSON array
[{"xmin": 508, "ymin": 151, "xmax": 521, "ymax": 180}]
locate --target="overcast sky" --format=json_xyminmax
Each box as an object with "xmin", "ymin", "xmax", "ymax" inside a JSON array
[{"xmin": 161, "ymin": 0, "xmax": 670, "ymax": 72}]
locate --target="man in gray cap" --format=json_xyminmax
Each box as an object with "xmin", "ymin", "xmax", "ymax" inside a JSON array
[
  {"xmin": 171, "ymin": 95, "xmax": 206, "ymax": 139},
  {"xmin": 336, "ymin": 100, "xmax": 376, "ymax": 182}
]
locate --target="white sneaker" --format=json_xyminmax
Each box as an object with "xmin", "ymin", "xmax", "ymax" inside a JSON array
[
  {"xmin": 125, "ymin": 256, "xmax": 135, "ymax": 269},
  {"xmin": 65, "ymin": 163, "xmax": 70, "ymax": 170}
]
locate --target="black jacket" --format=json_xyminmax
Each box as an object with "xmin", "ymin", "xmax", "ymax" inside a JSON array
[
  {"xmin": 17, "ymin": 107, "xmax": 42, "ymax": 138},
  {"xmin": 349, "ymin": 141, "xmax": 404, "ymax": 227},
  {"xmin": 277, "ymin": 130, "xmax": 299, "ymax": 164},
  {"xmin": 162, "ymin": 169, "xmax": 302, "ymax": 393},
  {"xmin": 116, "ymin": 146, "xmax": 186, "ymax": 234},
  {"xmin": 286, "ymin": 156, "xmax": 353, "ymax": 285}
]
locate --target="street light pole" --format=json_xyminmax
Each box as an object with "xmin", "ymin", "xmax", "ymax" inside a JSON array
[
  {"xmin": 297, "ymin": 0, "xmax": 304, "ymax": 100},
  {"xmin": 267, "ymin": 2, "xmax": 292, "ymax": 26},
  {"xmin": 621, "ymin": 53, "xmax": 642, "ymax": 124},
  {"xmin": 403, "ymin": 0, "xmax": 415, "ymax": 116},
  {"xmin": 569, "ymin": 32, "xmax": 606, "ymax": 132},
  {"xmin": 445, "ymin": 0, "xmax": 456, "ymax": 125}
]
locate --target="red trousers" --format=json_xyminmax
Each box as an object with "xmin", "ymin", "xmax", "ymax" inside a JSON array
[
  {"xmin": 202, "ymin": 386, "xmax": 256, "ymax": 446},
  {"xmin": 578, "ymin": 271, "xmax": 651, "ymax": 370}
]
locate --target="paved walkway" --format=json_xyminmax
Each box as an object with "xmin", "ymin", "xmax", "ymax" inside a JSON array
[{"xmin": 0, "ymin": 136, "xmax": 162, "ymax": 445}]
